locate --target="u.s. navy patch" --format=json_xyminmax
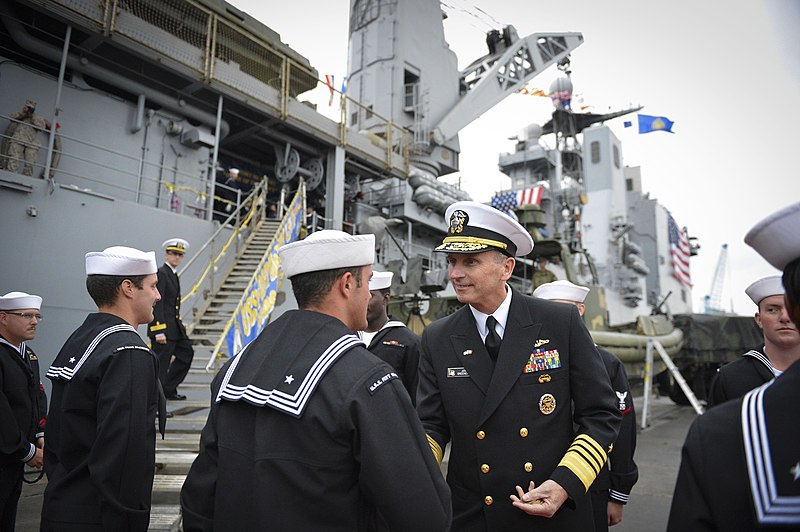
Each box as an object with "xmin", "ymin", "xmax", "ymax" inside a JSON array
[
  {"xmin": 368, "ymin": 372, "xmax": 399, "ymax": 394},
  {"xmin": 524, "ymin": 349, "xmax": 561, "ymax": 373},
  {"xmin": 447, "ymin": 367, "xmax": 470, "ymax": 378}
]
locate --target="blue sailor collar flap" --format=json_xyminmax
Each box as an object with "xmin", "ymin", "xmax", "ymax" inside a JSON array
[
  {"xmin": 743, "ymin": 349, "xmax": 777, "ymax": 376},
  {"xmin": 215, "ymin": 310, "xmax": 365, "ymax": 418},
  {"xmin": 741, "ymin": 383, "xmax": 800, "ymax": 525},
  {"xmin": 47, "ymin": 322, "xmax": 137, "ymax": 381}
]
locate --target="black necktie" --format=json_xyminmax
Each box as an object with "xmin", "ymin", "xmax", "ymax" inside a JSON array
[{"xmin": 485, "ymin": 315, "xmax": 501, "ymax": 362}]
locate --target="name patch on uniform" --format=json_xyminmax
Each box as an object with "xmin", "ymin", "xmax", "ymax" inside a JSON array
[
  {"xmin": 368, "ymin": 372, "xmax": 399, "ymax": 394},
  {"xmin": 447, "ymin": 367, "xmax": 470, "ymax": 378},
  {"xmin": 523, "ymin": 349, "xmax": 561, "ymax": 373},
  {"xmin": 382, "ymin": 340, "xmax": 405, "ymax": 347},
  {"xmin": 113, "ymin": 345, "xmax": 152, "ymax": 353}
]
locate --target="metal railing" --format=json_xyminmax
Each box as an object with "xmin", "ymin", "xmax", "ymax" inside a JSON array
[
  {"xmin": 50, "ymin": 0, "xmax": 412, "ymax": 173},
  {"xmin": 179, "ymin": 180, "xmax": 268, "ymax": 324}
]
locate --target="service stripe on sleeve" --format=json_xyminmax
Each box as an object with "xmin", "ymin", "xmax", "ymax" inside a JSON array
[
  {"xmin": 427, "ymin": 434, "xmax": 443, "ymax": 465},
  {"xmin": 557, "ymin": 434, "xmax": 608, "ymax": 491}
]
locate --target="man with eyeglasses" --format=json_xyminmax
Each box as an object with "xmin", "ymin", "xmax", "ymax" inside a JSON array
[
  {"xmin": 0, "ymin": 291, "xmax": 47, "ymax": 531},
  {"xmin": 707, "ymin": 275, "xmax": 800, "ymax": 407}
]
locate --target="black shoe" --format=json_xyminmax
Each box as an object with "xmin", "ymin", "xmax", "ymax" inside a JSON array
[{"xmin": 166, "ymin": 393, "xmax": 187, "ymax": 400}]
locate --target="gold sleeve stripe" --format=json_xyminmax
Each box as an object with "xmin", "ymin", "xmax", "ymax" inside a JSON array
[
  {"xmin": 557, "ymin": 434, "xmax": 608, "ymax": 492},
  {"xmin": 150, "ymin": 323, "xmax": 167, "ymax": 332},
  {"xmin": 427, "ymin": 434, "xmax": 443, "ymax": 465}
]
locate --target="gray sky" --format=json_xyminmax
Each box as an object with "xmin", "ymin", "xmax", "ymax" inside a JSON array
[{"xmin": 231, "ymin": 0, "xmax": 800, "ymax": 316}]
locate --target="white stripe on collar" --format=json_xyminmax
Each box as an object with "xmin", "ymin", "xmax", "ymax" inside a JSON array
[
  {"xmin": 216, "ymin": 334, "xmax": 363, "ymax": 417},
  {"xmin": 46, "ymin": 324, "xmax": 136, "ymax": 381},
  {"xmin": 742, "ymin": 383, "xmax": 800, "ymax": 524},
  {"xmin": 743, "ymin": 349, "xmax": 777, "ymax": 376},
  {"xmin": 0, "ymin": 337, "xmax": 24, "ymax": 358}
]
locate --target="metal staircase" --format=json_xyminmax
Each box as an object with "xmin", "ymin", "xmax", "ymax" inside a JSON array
[{"xmin": 189, "ymin": 219, "xmax": 282, "ymax": 349}]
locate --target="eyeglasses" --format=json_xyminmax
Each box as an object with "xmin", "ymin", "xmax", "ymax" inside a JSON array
[{"xmin": 3, "ymin": 312, "xmax": 43, "ymax": 321}]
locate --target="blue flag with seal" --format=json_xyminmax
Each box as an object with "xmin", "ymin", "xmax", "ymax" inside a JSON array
[{"xmin": 638, "ymin": 114, "xmax": 674, "ymax": 134}]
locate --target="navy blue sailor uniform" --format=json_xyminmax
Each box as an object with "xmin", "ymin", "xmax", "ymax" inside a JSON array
[
  {"xmin": 417, "ymin": 289, "xmax": 621, "ymax": 530},
  {"xmin": 707, "ymin": 348, "xmax": 775, "ymax": 407},
  {"xmin": 41, "ymin": 313, "xmax": 165, "ymax": 531},
  {"xmin": 180, "ymin": 309, "xmax": 451, "ymax": 532},
  {"xmin": 589, "ymin": 347, "xmax": 638, "ymax": 532},
  {"xmin": 668, "ymin": 357, "xmax": 800, "ymax": 530},
  {"xmin": 363, "ymin": 318, "xmax": 421, "ymax": 404},
  {"xmin": 148, "ymin": 262, "xmax": 194, "ymax": 397},
  {"xmin": 0, "ymin": 337, "xmax": 47, "ymax": 530}
]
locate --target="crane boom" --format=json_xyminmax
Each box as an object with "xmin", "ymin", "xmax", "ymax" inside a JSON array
[
  {"xmin": 431, "ymin": 32, "xmax": 584, "ymax": 144},
  {"xmin": 704, "ymin": 243, "xmax": 728, "ymax": 314}
]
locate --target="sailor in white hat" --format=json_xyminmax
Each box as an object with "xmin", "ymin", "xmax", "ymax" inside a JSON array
[
  {"xmin": 669, "ymin": 201, "xmax": 800, "ymax": 530},
  {"xmin": 181, "ymin": 230, "xmax": 451, "ymax": 531},
  {"xmin": 533, "ymin": 280, "xmax": 638, "ymax": 532},
  {"xmin": 359, "ymin": 270, "xmax": 422, "ymax": 403},
  {"xmin": 42, "ymin": 246, "xmax": 167, "ymax": 531},
  {"xmin": 417, "ymin": 201, "xmax": 620, "ymax": 529},
  {"xmin": 0, "ymin": 291, "xmax": 48, "ymax": 526},
  {"xmin": 148, "ymin": 238, "xmax": 193, "ymax": 400},
  {"xmin": 707, "ymin": 275, "xmax": 800, "ymax": 407}
]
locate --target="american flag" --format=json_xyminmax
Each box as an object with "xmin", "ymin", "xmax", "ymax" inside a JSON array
[
  {"xmin": 667, "ymin": 212, "xmax": 692, "ymax": 287},
  {"xmin": 490, "ymin": 186, "xmax": 543, "ymax": 214}
]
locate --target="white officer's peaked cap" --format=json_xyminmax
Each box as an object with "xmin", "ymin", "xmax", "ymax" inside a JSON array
[
  {"xmin": 162, "ymin": 238, "xmax": 190, "ymax": 254},
  {"xmin": 436, "ymin": 201, "xmax": 534, "ymax": 257},
  {"xmin": 369, "ymin": 271, "xmax": 393, "ymax": 291},
  {"xmin": 745, "ymin": 275, "xmax": 784, "ymax": 306},
  {"xmin": 278, "ymin": 230, "xmax": 375, "ymax": 279},
  {"xmin": 85, "ymin": 246, "xmax": 158, "ymax": 276},
  {"xmin": 533, "ymin": 280, "xmax": 590, "ymax": 303},
  {"xmin": 0, "ymin": 291, "xmax": 42, "ymax": 311},
  {"xmin": 745, "ymin": 201, "xmax": 800, "ymax": 271}
]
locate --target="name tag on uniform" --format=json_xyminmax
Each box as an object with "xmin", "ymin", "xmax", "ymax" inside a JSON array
[
  {"xmin": 523, "ymin": 349, "xmax": 561, "ymax": 373},
  {"xmin": 447, "ymin": 367, "xmax": 470, "ymax": 378}
]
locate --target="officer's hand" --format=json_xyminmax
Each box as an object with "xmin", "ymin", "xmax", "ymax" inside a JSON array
[
  {"xmin": 608, "ymin": 501, "xmax": 624, "ymax": 526},
  {"xmin": 156, "ymin": 333, "xmax": 167, "ymax": 344},
  {"xmin": 26, "ymin": 446, "xmax": 44, "ymax": 469},
  {"xmin": 510, "ymin": 480, "xmax": 568, "ymax": 518}
]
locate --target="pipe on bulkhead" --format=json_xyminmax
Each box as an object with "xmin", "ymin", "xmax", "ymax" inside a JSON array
[{"xmin": 0, "ymin": 3, "xmax": 230, "ymax": 139}]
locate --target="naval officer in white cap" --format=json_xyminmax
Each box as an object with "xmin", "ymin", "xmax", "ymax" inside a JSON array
[
  {"xmin": 416, "ymin": 201, "xmax": 620, "ymax": 531},
  {"xmin": 533, "ymin": 280, "xmax": 639, "ymax": 532},
  {"xmin": 41, "ymin": 246, "xmax": 166, "ymax": 532},
  {"xmin": 359, "ymin": 270, "xmax": 422, "ymax": 404},
  {"xmin": 148, "ymin": 238, "xmax": 194, "ymax": 400},
  {"xmin": 181, "ymin": 230, "xmax": 451, "ymax": 531},
  {"xmin": 0, "ymin": 291, "xmax": 47, "ymax": 530},
  {"xmin": 707, "ymin": 275, "xmax": 800, "ymax": 407},
  {"xmin": 669, "ymin": 201, "xmax": 800, "ymax": 530}
]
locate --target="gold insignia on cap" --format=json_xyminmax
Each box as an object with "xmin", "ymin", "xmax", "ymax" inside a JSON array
[
  {"xmin": 534, "ymin": 338, "xmax": 550, "ymax": 348},
  {"xmin": 538, "ymin": 373, "xmax": 551, "ymax": 383},
  {"xmin": 449, "ymin": 209, "xmax": 468, "ymax": 234},
  {"xmin": 539, "ymin": 393, "xmax": 556, "ymax": 415}
]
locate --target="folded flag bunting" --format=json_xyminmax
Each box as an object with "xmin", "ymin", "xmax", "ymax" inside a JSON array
[
  {"xmin": 490, "ymin": 186, "xmax": 543, "ymax": 214},
  {"xmin": 638, "ymin": 114, "xmax": 674, "ymax": 134}
]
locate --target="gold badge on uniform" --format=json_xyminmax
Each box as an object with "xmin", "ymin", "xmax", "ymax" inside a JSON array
[
  {"xmin": 449, "ymin": 210, "xmax": 468, "ymax": 234},
  {"xmin": 539, "ymin": 393, "xmax": 556, "ymax": 415},
  {"xmin": 538, "ymin": 373, "xmax": 551, "ymax": 383},
  {"xmin": 534, "ymin": 338, "xmax": 550, "ymax": 348}
]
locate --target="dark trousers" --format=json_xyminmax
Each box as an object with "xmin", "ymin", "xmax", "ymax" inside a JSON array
[
  {"xmin": 590, "ymin": 489, "xmax": 609, "ymax": 532},
  {"xmin": 0, "ymin": 463, "xmax": 23, "ymax": 532},
  {"xmin": 153, "ymin": 337, "xmax": 194, "ymax": 396}
]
